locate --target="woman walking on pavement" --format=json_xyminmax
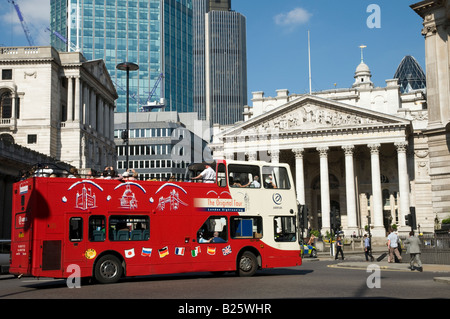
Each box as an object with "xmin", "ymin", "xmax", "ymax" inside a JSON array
[{"xmin": 335, "ymin": 236, "xmax": 344, "ymax": 260}]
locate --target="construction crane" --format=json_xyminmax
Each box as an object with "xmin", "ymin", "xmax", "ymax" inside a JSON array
[
  {"xmin": 140, "ymin": 73, "xmax": 165, "ymax": 112},
  {"xmin": 8, "ymin": 0, "xmax": 35, "ymax": 46},
  {"xmin": 46, "ymin": 27, "xmax": 80, "ymax": 52}
]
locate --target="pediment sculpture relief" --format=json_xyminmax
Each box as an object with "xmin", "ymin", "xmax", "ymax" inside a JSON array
[{"xmin": 258, "ymin": 104, "xmax": 384, "ymax": 131}]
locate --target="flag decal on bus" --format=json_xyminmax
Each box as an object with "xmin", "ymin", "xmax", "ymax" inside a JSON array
[
  {"xmin": 159, "ymin": 246, "xmax": 169, "ymax": 258},
  {"xmin": 125, "ymin": 248, "xmax": 135, "ymax": 259},
  {"xmin": 141, "ymin": 248, "xmax": 152, "ymax": 257},
  {"xmin": 191, "ymin": 246, "xmax": 201, "ymax": 257},
  {"xmin": 175, "ymin": 247, "xmax": 185, "ymax": 256},
  {"xmin": 222, "ymin": 245, "xmax": 232, "ymax": 256}
]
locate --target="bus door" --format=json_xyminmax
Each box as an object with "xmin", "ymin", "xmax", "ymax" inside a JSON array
[
  {"xmin": 10, "ymin": 180, "xmax": 34, "ymax": 276},
  {"xmin": 64, "ymin": 214, "xmax": 87, "ymax": 270},
  {"xmin": 153, "ymin": 214, "xmax": 193, "ymax": 274},
  {"xmin": 193, "ymin": 216, "xmax": 233, "ymax": 271},
  {"xmin": 10, "ymin": 211, "xmax": 33, "ymax": 275}
]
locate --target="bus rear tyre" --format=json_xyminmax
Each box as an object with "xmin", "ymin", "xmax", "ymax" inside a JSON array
[
  {"xmin": 94, "ymin": 255, "xmax": 123, "ymax": 284},
  {"xmin": 237, "ymin": 251, "xmax": 258, "ymax": 277}
]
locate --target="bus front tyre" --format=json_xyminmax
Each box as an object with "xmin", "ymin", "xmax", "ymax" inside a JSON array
[
  {"xmin": 237, "ymin": 251, "xmax": 258, "ymax": 277},
  {"xmin": 94, "ymin": 255, "xmax": 123, "ymax": 284}
]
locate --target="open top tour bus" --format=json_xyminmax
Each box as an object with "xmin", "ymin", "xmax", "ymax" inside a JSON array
[{"xmin": 10, "ymin": 160, "xmax": 302, "ymax": 284}]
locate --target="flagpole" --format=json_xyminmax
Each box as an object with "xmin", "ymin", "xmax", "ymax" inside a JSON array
[{"xmin": 308, "ymin": 30, "xmax": 312, "ymax": 94}]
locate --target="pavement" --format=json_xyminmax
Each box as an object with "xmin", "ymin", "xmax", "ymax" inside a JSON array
[{"xmin": 312, "ymin": 247, "xmax": 450, "ymax": 284}]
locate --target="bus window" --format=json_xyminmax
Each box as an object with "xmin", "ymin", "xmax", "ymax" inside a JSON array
[
  {"xmin": 228, "ymin": 164, "xmax": 261, "ymax": 188},
  {"xmin": 89, "ymin": 216, "xmax": 106, "ymax": 242},
  {"xmin": 231, "ymin": 216, "xmax": 263, "ymax": 239},
  {"xmin": 197, "ymin": 216, "xmax": 227, "ymax": 243},
  {"xmin": 217, "ymin": 163, "xmax": 227, "ymax": 187},
  {"xmin": 262, "ymin": 166, "xmax": 291, "ymax": 189},
  {"xmin": 109, "ymin": 216, "xmax": 150, "ymax": 242},
  {"xmin": 69, "ymin": 217, "xmax": 83, "ymax": 242},
  {"xmin": 274, "ymin": 216, "xmax": 296, "ymax": 242}
]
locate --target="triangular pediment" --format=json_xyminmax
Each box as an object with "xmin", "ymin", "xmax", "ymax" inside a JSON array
[
  {"xmin": 223, "ymin": 95, "xmax": 410, "ymax": 136},
  {"xmin": 83, "ymin": 60, "xmax": 118, "ymax": 98}
]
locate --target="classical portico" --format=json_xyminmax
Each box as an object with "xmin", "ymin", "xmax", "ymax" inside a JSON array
[{"xmin": 211, "ymin": 94, "xmax": 414, "ymax": 239}]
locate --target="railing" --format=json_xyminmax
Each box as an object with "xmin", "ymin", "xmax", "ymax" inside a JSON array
[
  {"xmin": 0, "ymin": 47, "xmax": 40, "ymax": 55},
  {"xmin": 418, "ymin": 234, "xmax": 450, "ymax": 265}
]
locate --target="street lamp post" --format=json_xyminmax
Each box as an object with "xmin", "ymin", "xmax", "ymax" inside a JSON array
[{"xmin": 116, "ymin": 62, "xmax": 139, "ymax": 171}]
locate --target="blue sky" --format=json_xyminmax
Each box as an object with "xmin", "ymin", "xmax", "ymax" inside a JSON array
[
  {"xmin": 233, "ymin": 0, "xmax": 426, "ymax": 100},
  {"xmin": 0, "ymin": 0, "xmax": 426, "ymax": 103}
]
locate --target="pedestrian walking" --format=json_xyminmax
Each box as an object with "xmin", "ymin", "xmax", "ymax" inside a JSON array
[
  {"xmin": 335, "ymin": 236, "xmax": 344, "ymax": 260},
  {"xmin": 404, "ymin": 231, "xmax": 423, "ymax": 272},
  {"xmin": 387, "ymin": 227, "xmax": 402, "ymax": 263},
  {"xmin": 364, "ymin": 234, "xmax": 374, "ymax": 262}
]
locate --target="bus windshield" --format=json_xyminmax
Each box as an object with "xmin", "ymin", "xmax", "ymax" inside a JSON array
[{"xmin": 262, "ymin": 166, "xmax": 291, "ymax": 189}]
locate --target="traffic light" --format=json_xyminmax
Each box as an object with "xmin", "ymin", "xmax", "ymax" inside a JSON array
[
  {"xmin": 299, "ymin": 205, "xmax": 308, "ymax": 229},
  {"xmin": 330, "ymin": 209, "xmax": 341, "ymax": 231},
  {"xmin": 121, "ymin": 130, "xmax": 128, "ymax": 142},
  {"xmin": 405, "ymin": 207, "xmax": 417, "ymax": 230}
]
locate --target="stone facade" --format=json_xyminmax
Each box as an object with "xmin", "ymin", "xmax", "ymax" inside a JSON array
[
  {"xmin": 0, "ymin": 46, "xmax": 118, "ymax": 173},
  {"xmin": 211, "ymin": 60, "xmax": 432, "ymax": 240},
  {"xmin": 411, "ymin": 0, "xmax": 450, "ymax": 219}
]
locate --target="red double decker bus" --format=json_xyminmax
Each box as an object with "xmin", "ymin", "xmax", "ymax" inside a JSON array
[{"xmin": 10, "ymin": 160, "xmax": 302, "ymax": 284}]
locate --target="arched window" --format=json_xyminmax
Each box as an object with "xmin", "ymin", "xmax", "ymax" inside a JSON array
[
  {"xmin": 0, "ymin": 133, "xmax": 14, "ymax": 144},
  {"xmin": 0, "ymin": 91, "xmax": 12, "ymax": 118}
]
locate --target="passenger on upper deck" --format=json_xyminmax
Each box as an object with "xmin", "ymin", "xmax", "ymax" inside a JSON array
[
  {"xmin": 243, "ymin": 176, "xmax": 261, "ymax": 188},
  {"xmin": 191, "ymin": 162, "xmax": 216, "ymax": 183}
]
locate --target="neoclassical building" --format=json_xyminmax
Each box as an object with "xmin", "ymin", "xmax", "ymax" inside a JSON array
[
  {"xmin": 0, "ymin": 46, "xmax": 118, "ymax": 172},
  {"xmin": 411, "ymin": 0, "xmax": 450, "ymax": 227},
  {"xmin": 211, "ymin": 56, "xmax": 432, "ymax": 240}
]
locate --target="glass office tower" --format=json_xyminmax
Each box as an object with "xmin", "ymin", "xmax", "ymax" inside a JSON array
[
  {"xmin": 50, "ymin": 0, "xmax": 193, "ymax": 114},
  {"xmin": 193, "ymin": 0, "xmax": 247, "ymax": 125}
]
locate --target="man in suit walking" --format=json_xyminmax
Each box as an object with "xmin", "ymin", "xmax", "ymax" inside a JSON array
[{"xmin": 404, "ymin": 231, "xmax": 423, "ymax": 272}]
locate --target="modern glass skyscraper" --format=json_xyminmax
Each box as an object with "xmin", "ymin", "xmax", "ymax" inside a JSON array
[
  {"xmin": 193, "ymin": 0, "xmax": 247, "ymax": 125},
  {"xmin": 394, "ymin": 55, "xmax": 426, "ymax": 94},
  {"xmin": 50, "ymin": 0, "xmax": 193, "ymax": 114}
]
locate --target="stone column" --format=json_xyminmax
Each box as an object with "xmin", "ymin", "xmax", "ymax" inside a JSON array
[
  {"xmin": 98, "ymin": 98, "xmax": 104, "ymax": 136},
  {"xmin": 110, "ymin": 105, "xmax": 114, "ymax": 140},
  {"xmin": 74, "ymin": 77, "xmax": 81, "ymax": 122},
  {"xmin": 395, "ymin": 141, "xmax": 410, "ymax": 228},
  {"xmin": 368, "ymin": 143, "xmax": 385, "ymax": 237},
  {"xmin": 83, "ymin": 84, "xmax": 89, "ymax": 125},
  {"xmin": 270, "ymin": 149, "xmax": 280, "ymax": 164},
  {"xmin": 342, "ymin": 145, "xmax": 357, "ymax": 232},
  {"xmin": 67, "ymin": 77, "xmax": 73, "ymax": 121},
  {"xmin": 224, "ymin": 151, "xmax": 234, "ymax": 161},
  {"xmin": 103, "ymin": 102, "xmax": 109, "ymax": 139},
  {"xmin": 293, "ymin": 148, "xmax": 305, "ymax": 205},
  {"xmin": 11, "ymin": 92, "xmax": 16, "ymax": 120},
  {"xmin": 90, "ymin": 89, "xmax": 97, "ymax": 130},
  {"xmin": 246, "ymin": 151, "xmax": 257, "ymax": 162},
  {"xmin": 317, "ymin": 146, "xmax": 330, "ymax": 234}
]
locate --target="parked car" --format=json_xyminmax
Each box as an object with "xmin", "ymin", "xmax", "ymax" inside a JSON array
[{"xmin": 0, "ymin": 240, "xmax": 10, "ymax": 274}]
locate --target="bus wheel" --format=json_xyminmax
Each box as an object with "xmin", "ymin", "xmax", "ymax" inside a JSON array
[
  {"xmin": 94, "ymin": 255, "xmax": 123, "ymax": 284},
  {"xmin": 237, "ymin": 251, "xmax": 258, "ymax": 277}
]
